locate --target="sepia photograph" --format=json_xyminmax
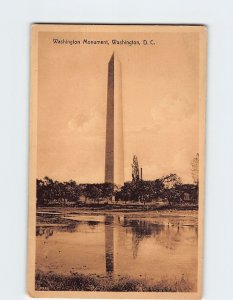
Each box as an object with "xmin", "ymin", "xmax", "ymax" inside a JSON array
[{"xmin": 28, "ymin": 24, "xmax": 206, "ymax": 299}]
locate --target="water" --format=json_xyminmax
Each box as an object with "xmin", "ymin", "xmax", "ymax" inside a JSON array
[{"xmin": 36, "ymin": 211, "xmax": 198, "ymax": 286}]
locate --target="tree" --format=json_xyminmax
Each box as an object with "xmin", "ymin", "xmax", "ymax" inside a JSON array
[
  {"xmin": 120, "ymin": 182, "xmax": 133, "ymax": 204},
  {"xmin": 132, "ymin": 155, "xmax": 140, "ymax": 182},
  {"xmin": 138, "ymin": 180, "xmax": 152, "ymax": 205},
  {"xmin": 161, "ymin": 174, "xmax": 183, "ymax": 206},
  {"xmin": 151, "ymin": 179, "xmax": 164, "ymax": 200},
  {"xmin": 191, "ymin": 153, "xmax": 199, "ymax": 185},
  {"xmin": 101, "ymin": 183, "xmax": 114, "ymax": 200},
  {"xmin": 84, "ymin": 184, "xmax": 102, "ymax": 204},
  {"xmin": 36, "ymin": 177, "xmax": 82, "ymax": 206},
  {"xmin": 43, "ymin": 177, "xmax": 55, "ymax": 204},
  {"xmin": 63, "ymin": 180, "xmax": 81, "ymax": 204},
  {"xmin": 91, "ymin": 186, "xmax": 102, "ymax": 204},
  {"xmin": 164, "ymin": 187, "xmax": 183, "ymax": 206},
  {"xmin": 36, "ymin": 179, "xmax": 46, "ymax": 206},
  {"xmin": 161, "ymin": 173, "xmax": 182, "ymax": 189}
]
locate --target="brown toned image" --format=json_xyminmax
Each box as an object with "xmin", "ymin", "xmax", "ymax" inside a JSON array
[{"xmin": 28, "ymin": 24, "xmax": 206, "ymax": 299}]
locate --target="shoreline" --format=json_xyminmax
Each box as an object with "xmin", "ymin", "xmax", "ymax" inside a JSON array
[
  {"xmin": 36, "ymin": 203, "xmax": 198, "ymax": 214},
  {"xmin": 36, "ymin": 206, "xmax": 198, "ymax": 226}
]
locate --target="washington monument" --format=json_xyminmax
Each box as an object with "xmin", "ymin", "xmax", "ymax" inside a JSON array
[{"xmin": 105, "ymin": 53, "xmax": 124, "ymax": 187}]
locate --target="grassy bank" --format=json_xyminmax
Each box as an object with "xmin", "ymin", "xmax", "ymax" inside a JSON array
[{"xmin": 35, "ymin": 270, "xmax": 195, "ymax": 292}]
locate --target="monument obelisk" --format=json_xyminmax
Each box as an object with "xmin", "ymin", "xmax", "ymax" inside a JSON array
[{"xmin": 105, "ymin": 53, "xmax": 124, "ymax": 187}]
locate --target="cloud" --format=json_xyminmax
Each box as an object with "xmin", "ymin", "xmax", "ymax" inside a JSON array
[{"xmin": 67, "ymin": 109, "xmax": 105, "ymax": 137}]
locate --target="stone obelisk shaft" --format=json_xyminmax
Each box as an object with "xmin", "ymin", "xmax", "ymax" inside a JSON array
[{"xmin": 105, "ymin": 53, "xmax": 124, "ymax": 187}]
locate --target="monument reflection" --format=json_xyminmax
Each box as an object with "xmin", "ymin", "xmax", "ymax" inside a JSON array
[{"xmin": 105, "ymin": 215, "xmax": 115, "ymax": 274}]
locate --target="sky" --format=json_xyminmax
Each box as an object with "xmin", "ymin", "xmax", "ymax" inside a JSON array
[{"xmin": 37, "ymin": 27, "xmax": 200, "ymax": 184}]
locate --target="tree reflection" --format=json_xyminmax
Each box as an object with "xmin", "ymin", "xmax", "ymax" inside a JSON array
[
  {"xmin": 124, "ymin": 219, "xmax": 164, "ymax": 258},
  {"xmin": 105, "ymin": 215, "xmax": 114, "ymax": 274},
  {"xmin": 121, "ymin": 217, "xmax": 198, "ymax": 256},
  {"xmin": 36, "ymin": 227, "xmax": 54, "ymax": 239},
  {"xmin": 36, "ymin": 223, "xmax": 77, "ymax": 238},
  {"xmin": 87, "ymin": 221, "xmax": 99, "ymax": 229}
]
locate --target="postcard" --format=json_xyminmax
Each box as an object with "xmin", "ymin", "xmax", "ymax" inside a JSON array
[{"xmin": 28, "ymin": 24, "xmax": 206, "ymax": 299}]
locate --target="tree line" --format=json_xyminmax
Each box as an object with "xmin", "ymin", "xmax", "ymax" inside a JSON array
[{"xmin": 36, "ymin": 174, "xmax": 198, "ymax": 207}]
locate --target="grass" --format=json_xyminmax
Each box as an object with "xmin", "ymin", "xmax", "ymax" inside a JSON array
[{"xmin": 35, "ymin": 270, "xmax": 195, "ymax": 292}]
